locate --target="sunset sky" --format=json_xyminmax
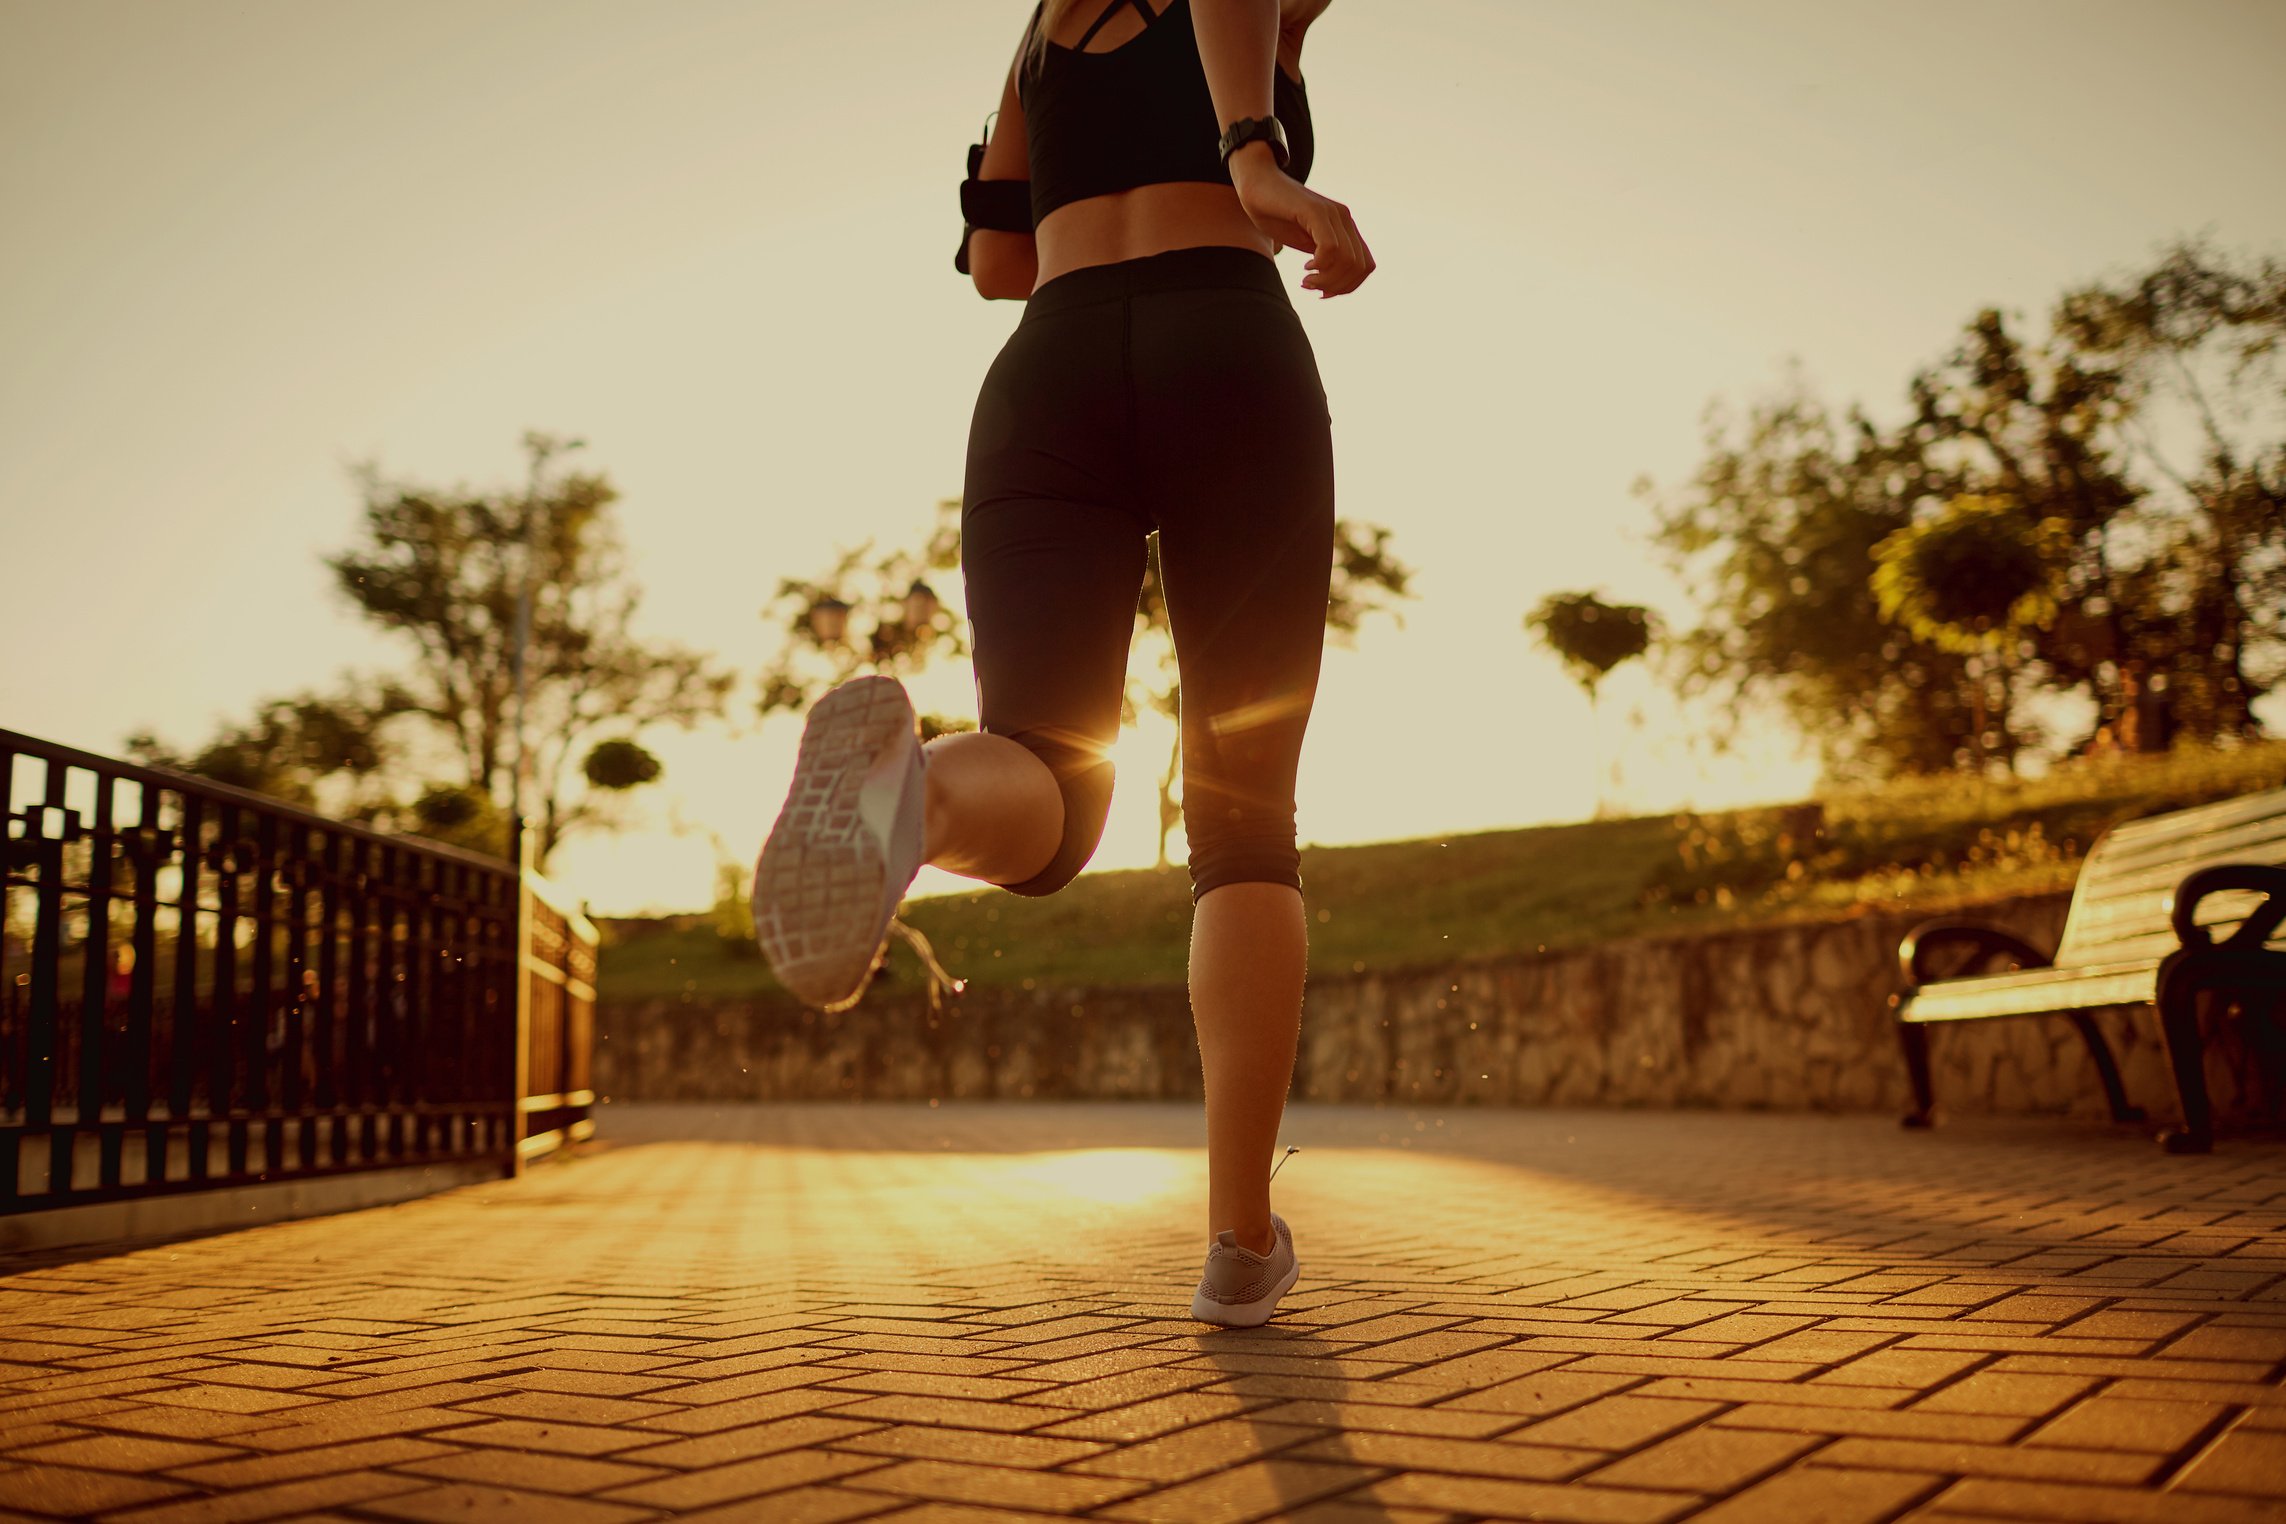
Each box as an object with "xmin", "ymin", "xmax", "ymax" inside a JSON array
[{"xmin": 5, "ymin": 0, "xmax": 2284, "ymax": 914}]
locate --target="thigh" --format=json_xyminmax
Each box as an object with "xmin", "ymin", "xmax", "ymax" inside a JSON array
[
  {"xmin": 1139, "ymin": 290, "xmax": 1336, "ymax": 815},
  {"xmin": 960, "ymin": 495, "xmax": 1147, "ymax": 757},
  {"xmin": 962, "ymin": 303, "xmax": 1150, "ymax": 759}
]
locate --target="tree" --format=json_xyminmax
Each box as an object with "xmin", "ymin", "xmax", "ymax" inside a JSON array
[
  {"xmin": 141, "ymin": 434, "xmax": 735, "ymax": 866},
  {"xmin": 1645, "ymin": 379, "xmax": 2002, "ymax": 779},
  {"xmin": 1649, "ymin": 241, "xmax": 2285, "ymax": 780},
  {"xmin": 2053, "ymin": 240, "xmax": 2286, "ymax": 742},
  {"xmin": 129, "ymin": 682, "xmax": 414, "ymax": 824},
  {"xmin": 1526, "ymin": 591, "xmax": 1656, "ymax": 817},
  {"xmin": 755, "ymin": 499, "xmax": 973, "ymax": 740}
]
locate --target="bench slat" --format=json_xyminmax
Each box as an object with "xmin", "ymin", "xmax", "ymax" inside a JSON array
[
  {"xmin": 2052, "ymin": 789, "xmax": 2286, "ymax": 966},
  {"xmin": 1901, "ymin": 961, "xmax": 2159, "ymax": 1022},
  {"xmin": 2080, "ymin": 818, "xmax": 2286, "ymax": 886}
]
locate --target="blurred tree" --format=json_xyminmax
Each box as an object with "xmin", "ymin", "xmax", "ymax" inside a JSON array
[
  {"xmin": 128, "ymin": 682, "xmax": 414, "ymax": 823},
  {"xmin": 1651, "ymin": 241, "xmax": 2284, "ymax": 779},
  {"xmin": 2053, "ymin": 239, "xmax": 2286, "ymax": 744},
  {"xmin": 139, "ymin": 434, "xmax": 734, "ymax": 865},
  {"xmin": 1526, "ymin": 590, "xmax": 1656, "ymax": 816},
  {"xmin": 755, "ymin": 498, "xmax": 974, "ymax": 740},
  {"xmin": 1646, "ymin": 380, "xmax": 2002, "ymax": 778},
  {"xmin": 1871, "ymin": 495, "xmax": 2069, "ymax": 770}
]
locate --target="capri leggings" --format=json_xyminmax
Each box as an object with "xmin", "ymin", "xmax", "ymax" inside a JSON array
[{"xmin": 961, "ymin": 245, "xmax": 1335, "ymax": 900}]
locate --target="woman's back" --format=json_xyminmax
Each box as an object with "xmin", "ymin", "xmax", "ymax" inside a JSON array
[{"xmin": 1017, "ymin": 0, "xmax": 1318, "ymax": 286}]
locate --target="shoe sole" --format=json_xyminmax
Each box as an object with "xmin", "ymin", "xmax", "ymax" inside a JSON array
[
  {"xmin": 1189, "ymin": 1254, "xmax": 1301, "ymax": 1328},
  {"xmin": 754, "ymin": 676, "xmax": 918, "ymax": 1011}
]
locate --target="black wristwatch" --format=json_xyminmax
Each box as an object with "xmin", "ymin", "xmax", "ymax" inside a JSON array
[{"xmin": 1217, "ymin": 116, "xmax": 1289, "ymax": 171}]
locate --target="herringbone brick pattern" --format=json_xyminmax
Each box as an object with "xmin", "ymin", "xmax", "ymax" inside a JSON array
[{"xmin": 2, "ymin": 1103, "xmax": 2283, "ymax": 1522}]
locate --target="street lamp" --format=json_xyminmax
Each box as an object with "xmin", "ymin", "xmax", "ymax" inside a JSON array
[
  {"xmin": 807, "ymin": 597, "xmax": 852, "ymax": 644},
  {"xmin": 902, "ymin": 580, "xmax": 941, "ymax": 628}
]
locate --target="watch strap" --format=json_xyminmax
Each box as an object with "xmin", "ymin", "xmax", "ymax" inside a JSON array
[{"xmin": 1217, "ymin": 115, "xmax": 1289, "ymax": 170}]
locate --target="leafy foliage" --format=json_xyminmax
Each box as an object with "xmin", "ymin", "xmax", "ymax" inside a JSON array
[
  {"xmin": 138, "ymin": 433, "xmax": 733, "ymax": 864},
  {"xmin": 1650, "ymin": 240, "xmax": 2285, "ymax": 780},
  {"xmin": 755, "ymin": 498, "xmax": 968, "ymax": 734},
  {"xmin": 1527, "ymin": 592, "xmax": 1656, "ymax": 697},
  {"xmin": 1870, "ymin": 494, "xmax": 2067, "ymax": 653}
]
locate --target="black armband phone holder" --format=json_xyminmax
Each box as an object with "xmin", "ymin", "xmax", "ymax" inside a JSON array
[{"xmin": 955, "ymin": 123, "xmax": 1033, "ymax": 275}]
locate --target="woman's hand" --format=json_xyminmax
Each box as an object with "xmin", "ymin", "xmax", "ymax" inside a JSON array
[{"xmin": 1230, "ymin": 144, "xmax": 1374, "ymax": 297}]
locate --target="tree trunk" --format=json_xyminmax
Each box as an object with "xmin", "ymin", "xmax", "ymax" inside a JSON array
[{"xmin": 1155, "ymin": 726, "xmax": 1182, "ymax": 870}]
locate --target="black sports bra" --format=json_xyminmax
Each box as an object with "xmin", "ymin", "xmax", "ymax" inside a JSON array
[{"xmin": 1019, "ymin": 0, "xmax": 1314, "ymax": 227}]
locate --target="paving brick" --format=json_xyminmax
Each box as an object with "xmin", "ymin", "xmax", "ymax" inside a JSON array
[
  {"xmin": 1713, "ymin": 1402, "xmax": 2028, "ymax": 1443},
  {"xmin": 621, "ymin": 1413, "xmax": 881, "ymax": 1469},
  {"xmin": 1358, "ymin": 1471, "xmax": 1692, "ymax": 1522},
  {"xmin": 98, "ymin": 1471, "xmax": 427, "ymax": 1524},
  {"xmin": 6, "ymin": 1433, "xmax": 240, "ymax": 1471},
  {"xmin": 1684, "ymin": 1464, "xmax": 1940, "ymax": 1524},
  {"xmin": 1505, "ymin": 1395, "xmax": 1722, "ymax": 1452},
  {"xmin": 1438, "ymin": 1369, "xmax": 1637, "ymax": 1417},
  {"xmin": 363, "ymin": 1483, "xmax": 655, "ymax": 1524},
  {"xmin": 669, "ymin": 1485, "xmax": 893, "ymax": 1523},
  {"xmin": 832, "ymin": 1424, "xmax": 1102, "ymax": 1469},
  {"xmin": 600, "ymin": 1448, "xmax": 885, "ymax": 1510},
  {"xmin": 0, "ymin": 1466, "xmax": 188, "ymax": 1518},
  {"xmin": 1812, "ymin": 1435, "xmax": 2163, "ymax": 1484},
  {"xmin": 1099, "ymin": 1458, "xmax": 1383, "ymax": 1523},
  {"xmin": 1290, "ymin": 1428, "xmax": 1600, "ymax": 1482},
  {"xmin": 2028, "ymin": 1394, "xmax": 2230, "ymax": 1451},
  {"xmin": 1911, "ymin": 1371, "xmax": 2101, "ymax": 1418},
  {"xmin": 1587, "ymin": 1426, "xmax": 1821, "ymax": 1491},
  {"xmin": 167, "ymin": 1436, "xmax": 455, "ymax": 1488},
  {"xmin": 1037, "ymin": 1391, "xmax": 1262, "ymax": 1442},
  {"xmin": 1245, "ymin": 1399, "xmax": 1515, "ymax": 1439},
  {"xmin": 394, "ymin": 1448, "xmax": 666, "ymax": 1494},
  {"xmin": 1934, "ymin": 1477, "xmax": 2286, "ymax": 1523},
  {"xmin": 829, "ymin": 1394, "xmax": 1082, "ymax": 1434},
  {"xmin": 838, "ymin": 1456, "xmax": 1145, "ymax": 1511},
  {"xmin": 2172, "ymin": 1429, "xmax": 2286, "ymax": 1496}
]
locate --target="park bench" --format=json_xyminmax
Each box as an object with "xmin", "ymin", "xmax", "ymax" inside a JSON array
[{"xmin": 1893, "ymin": 785, "xmax": 2286, "ymax": 1153}]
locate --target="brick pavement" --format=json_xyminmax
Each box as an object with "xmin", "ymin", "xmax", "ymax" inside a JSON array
[{"xmin": 2, "ymin": 1102, "xmax": 2284, "ymax": 1523}]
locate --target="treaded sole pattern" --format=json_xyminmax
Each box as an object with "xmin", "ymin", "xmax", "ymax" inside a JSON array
[{"xmin": 754, "ymin": 676, "xmax": 917, "ymax": 1011}]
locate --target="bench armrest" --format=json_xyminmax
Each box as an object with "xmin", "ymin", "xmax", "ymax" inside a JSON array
[
  {"xmin": 2169, "ymin": 864, "xmax": 2286, "ymax": 952},
  {"xmin": 1898, "ymin": 918, "xmax": 2054, "ymax": 992}
]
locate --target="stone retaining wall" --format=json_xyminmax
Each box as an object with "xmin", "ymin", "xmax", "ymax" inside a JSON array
[{"xmin": 596, "ymin": 891, "xmax": 2282, "ymax": 1127}]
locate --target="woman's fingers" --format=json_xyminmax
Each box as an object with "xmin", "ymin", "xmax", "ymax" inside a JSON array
[{"xmin": 1300, "ymin": 196, "xmax": 1370, "ymax": 296}]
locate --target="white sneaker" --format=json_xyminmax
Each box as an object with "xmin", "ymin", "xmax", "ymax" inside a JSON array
[
  {"xmin": 753, "ymin": 676, "xmax": 928, "ymax": 1012},
  {"xmin": 1190, "ymin": 1214, "xmax": 1300, "ymax": 1328}
]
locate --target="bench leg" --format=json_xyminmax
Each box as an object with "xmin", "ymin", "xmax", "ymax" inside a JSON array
[
  {"xmin": 1899, "ymin": 1021, "xmax": 1935, "ymax": 1128},
  {"xmin": 2067, "ymin": 1012, "xmax": 2146, "ymax": 1124},
  {"xmin": 2156, "ymin": 981, "xmax": 2215, "ymax": 1155}
]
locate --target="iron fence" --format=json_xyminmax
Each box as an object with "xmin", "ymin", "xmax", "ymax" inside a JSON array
[{"xmin": 1, "ymin": 728, "xmax": 595, "ymax": 1215}]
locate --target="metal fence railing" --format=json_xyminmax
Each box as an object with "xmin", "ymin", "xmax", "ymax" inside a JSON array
[{"xmin": 1, "ymin": 728, "xmax": 595, "ymax": 1216}]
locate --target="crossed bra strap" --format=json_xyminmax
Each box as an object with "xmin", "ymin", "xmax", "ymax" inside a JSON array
[{"xmin": 1073, "ymin": 0, "xmax": 1161, "ymax": 52}]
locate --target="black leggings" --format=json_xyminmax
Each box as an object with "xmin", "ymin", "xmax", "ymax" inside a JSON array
[{"xmin": 961, "ymin": 246, "xmax": 1335, "ymax": 899}]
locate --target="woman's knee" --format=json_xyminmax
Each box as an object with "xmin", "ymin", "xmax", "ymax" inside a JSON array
[{"xmin": 992, "ymin": 728, "xmax": 1115, "ymax": 897}]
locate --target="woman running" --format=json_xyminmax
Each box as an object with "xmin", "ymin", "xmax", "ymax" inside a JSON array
[{"xmin": 754, "ymin": 0, "xmax": 1372, "ymax": 1327}]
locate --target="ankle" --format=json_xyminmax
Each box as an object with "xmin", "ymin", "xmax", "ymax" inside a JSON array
[{"xmin": 1216, "ymin": 1221, "xmax": 1275, "ymax": 1256}]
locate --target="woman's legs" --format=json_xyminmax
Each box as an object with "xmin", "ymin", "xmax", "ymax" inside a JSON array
[
  {"xmin": 1191, "ymin": 881, "xmax": 1306, "ymax": 1254},
  {"xmin": 921, "ymin": 731, "xmax": 1062, "ymax": 886}
]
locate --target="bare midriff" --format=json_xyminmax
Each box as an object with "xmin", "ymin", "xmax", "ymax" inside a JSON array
[{"xmin": 1032, "ymin": 182, "xmax": 1275, "ymax": 288}]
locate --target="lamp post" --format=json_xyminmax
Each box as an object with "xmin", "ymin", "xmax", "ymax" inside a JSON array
[{"xmin": 509, "ymin": 436, "xmax": 582, "ymax": 865}]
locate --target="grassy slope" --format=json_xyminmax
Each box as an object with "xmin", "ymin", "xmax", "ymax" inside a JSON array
[{"xmin": 599, "ymin": 741, "xmax": 2286, "ymax": 1004}]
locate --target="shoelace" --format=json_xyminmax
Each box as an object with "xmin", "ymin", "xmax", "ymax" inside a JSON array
[{"xmin": 889, "ymin": 917, "xmax": 967, "ymax": 1012}]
